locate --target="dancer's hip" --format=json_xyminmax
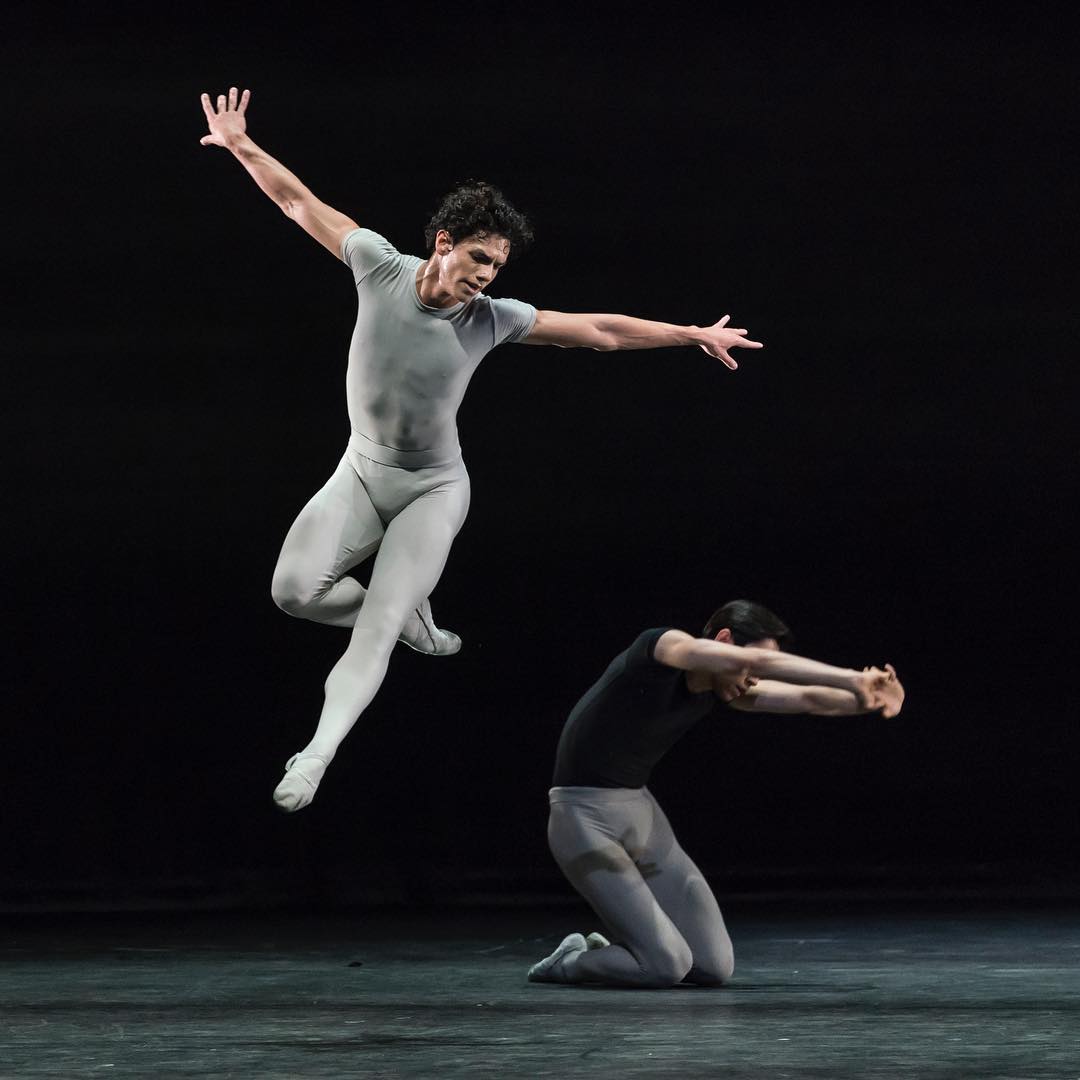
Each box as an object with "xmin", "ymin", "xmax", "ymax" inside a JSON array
[{"xmin": 348, "ymin": 429, "xmax": 461, "ymax": 470}]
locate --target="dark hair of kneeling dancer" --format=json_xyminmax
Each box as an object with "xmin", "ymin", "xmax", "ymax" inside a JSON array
[{"xmin": 527, "ymin": 600, "xmax": 905, "ymax": 988}]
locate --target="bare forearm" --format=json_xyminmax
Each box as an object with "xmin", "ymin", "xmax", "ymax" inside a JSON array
[
  {"xmin": 803, "ymin": 686, "xmax": 868, "ymax": 715},
  {"xmin": 733, "ymin": 681, "xmax": 868, "ymax": 715},
  {"xmin": 224, "ymin": 133, "xmax": 311, "ymax": 211},
  {"xmin": 744, "ymin": 648, "xmax": 860, "ymax": 693},
  {"xmin": 594, "ymin": 314, "xmax": 704, "ymax": 351}
]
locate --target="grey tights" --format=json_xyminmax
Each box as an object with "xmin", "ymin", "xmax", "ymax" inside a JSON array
[
  {"xmin": 547, "ymin": 786, "xmax": 734, "ymax": 988},
  {"xmin": 270, "ymin": 450, "xmax": 470, "ymax": 762}
]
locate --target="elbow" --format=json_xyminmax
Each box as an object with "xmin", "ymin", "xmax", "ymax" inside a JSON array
[
  {"xmin": 279, "ymin": 189, "xmax": 312, "ymax": 219},
  {"xmin": 587, "ymin": 318, "xmax": 619, "ymax": 351}
]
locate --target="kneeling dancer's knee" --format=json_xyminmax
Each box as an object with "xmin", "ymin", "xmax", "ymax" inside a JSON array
[{"xmin": 643, "ymin": 944, "xmax": 694, "ymax": 987}]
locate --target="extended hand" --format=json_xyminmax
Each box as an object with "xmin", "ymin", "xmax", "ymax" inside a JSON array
[
  {"xmin": 200, "ymin": 86, "xmax": 250, "ymax": 148},
  {"xmin": 875, "ymin": 663, "xmax": 905, "ymax": 718},
  {"xmin": 855, "ymin": 663, "xmax": 905, "ymax": 717},
  {"xmin": 697, "ymin": 315, "xmax": 764, "ymax": 370}
]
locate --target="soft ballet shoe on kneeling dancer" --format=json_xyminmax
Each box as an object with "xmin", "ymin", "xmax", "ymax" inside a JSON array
[
  {"xmin": 527, "ymin": 932, "xmax": 588, "ymax": 983},
  {"xmin": 397, "ymin": 598, "xmax": 461, "ymax": 656},
  {"xmin": 272, "ymin": 752, "xmax": 330, "ymax": 813},
  {"xmin": 586, "ymin": 931, "xmax": 610, "ymax": 950}
]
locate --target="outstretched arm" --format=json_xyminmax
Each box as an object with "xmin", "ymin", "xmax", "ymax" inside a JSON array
[
  {"xmin": 523, "ymin": 310, "xmax": 763, "ymax": 370},
  {"xmin": 730, "ymin": 668, "xmax": 906, "ymax": 718},
  {"xmin": 653, "ymin": 629, "xmax": 893, "ymax": 710},
  {"xmin": 199, "ymin": 86, "xmax": 358, "ymax": 258}
]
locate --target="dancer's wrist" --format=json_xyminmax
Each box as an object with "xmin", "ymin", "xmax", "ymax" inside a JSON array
[
  {"xmin": 685, "ymin": 325, "xmax": 707, "ymax": 348},
  {"xmin": 226, "ymin": 132, "xmax": 256, "ymax": 156}
]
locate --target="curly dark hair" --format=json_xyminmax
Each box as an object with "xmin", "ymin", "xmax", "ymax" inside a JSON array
[
  {"xmin": 702, "ymin": 600, "xmax": 792, "ymax": 647},
  {"xmin": 423, "ymin": 181, "xmax": 534, "ymax": 256}
]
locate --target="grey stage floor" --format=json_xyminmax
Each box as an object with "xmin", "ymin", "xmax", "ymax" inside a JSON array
[{"xmin": 3, "ymin": 902, "xmax": 1079, "ymax": 1078}]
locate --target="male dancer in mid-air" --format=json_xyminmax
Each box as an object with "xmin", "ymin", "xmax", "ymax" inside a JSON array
[
  {"xmin": 199, "ymin": 87, "xmax": 764, "ymax": 812},
  {"xmin": 528, "ymin": 600, "xmax": 905, "ymax": 988}
]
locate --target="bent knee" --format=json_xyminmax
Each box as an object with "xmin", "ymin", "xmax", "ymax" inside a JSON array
[
  {"xmin": 271, "ymin": 570, "xmax": 318, "ymax": 617},
  {"xmin": 686, "ymin": 954, "xmax": 735, "ymax": 986},
  {"xmin": 640, "ymin": 944, "xmax": 694, "ymax": 988},
  {"xmin": 691, "ymin": 963, "xmax": 734, "ymax": 989}
]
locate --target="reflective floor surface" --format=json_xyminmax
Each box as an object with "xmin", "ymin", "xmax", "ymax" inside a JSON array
[{"xmin": 3, "ymin": 902, "xmax": 1079, "ymax": 1078}]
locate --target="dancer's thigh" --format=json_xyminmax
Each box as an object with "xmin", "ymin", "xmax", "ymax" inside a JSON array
[
  {"xmin": 640, "ymin": 793, "xmax": 734, "ymax": 982},
  {"xmin": 548, "ymin": 800, "xmax": 689, "ymax": 970},
  {"xmin": 360, "ymin": 472, "xmax": 471, "ymax": 621},
  {"xmin": 274, "ymin": 457, "xmax": 385, "ymax": 600}
]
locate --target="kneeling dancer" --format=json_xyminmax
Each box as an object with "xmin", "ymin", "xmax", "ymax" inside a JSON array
[{"xmin": 528, "ymin": 600, "xmax": 904, "ymax": 988}]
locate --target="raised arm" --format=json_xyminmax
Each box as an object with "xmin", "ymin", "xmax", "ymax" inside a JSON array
[
  {"xmin": 199, "ymin": 86, "xmax": 358, "ymax": 258},
  {"xmin": 523, "ymin": 311, "xmax": 763, "ymax": 370},
  {"xmin": 653, "ymin": 629, "xmax": 893, "ymax": 710}
]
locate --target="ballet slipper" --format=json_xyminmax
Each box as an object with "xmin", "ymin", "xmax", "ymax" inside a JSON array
[
  {"xmin": 527, "ymin": 933, "xmax": 588, "ymax": 983},
  {"xmin": 586, "ymin": 932, "xmax": 610, "ymax": 950},
  {"xmin": 272, "ymin": 752, "xmax": 330, "ymax": 813},
  {"xmin": 397, "ymin": 597, "xmax": 461, "ymax": 656}
]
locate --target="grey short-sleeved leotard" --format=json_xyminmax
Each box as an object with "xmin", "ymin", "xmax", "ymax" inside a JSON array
[{"xmin": 341, "ymin": 228, "xmax": 536, "ymax": 466}]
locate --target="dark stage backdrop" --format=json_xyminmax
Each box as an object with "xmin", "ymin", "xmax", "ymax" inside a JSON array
[{"xmin": 6, "ymin": 5, "xmax": 1077, "ymax": 909}]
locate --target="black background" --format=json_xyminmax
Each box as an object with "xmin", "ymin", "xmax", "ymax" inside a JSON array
[{"xmin": 6, "ymin": 4, "xmax": 1077, "ymax": 908}]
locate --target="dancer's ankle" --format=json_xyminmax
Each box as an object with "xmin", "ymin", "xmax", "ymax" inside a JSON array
[
  {"xmin": 554, "ymin": 953, "xmax": 579, "ymax": 981},
  {"xmin": 299, "ymin": 744, "xmax": 335, "ymax": 765}
]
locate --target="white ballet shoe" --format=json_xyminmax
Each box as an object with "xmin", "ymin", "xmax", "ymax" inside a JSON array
[
  {"xmin": 272, "ymin": 752, "xmax": 330, "ymax": 813},
  {"xmin": 586, "ymin": 932, "xmax": 610, "ymax": 950},
  {"xmin": 397, "ymin": 597, "xmax": 461, "ymax": 656},
  {"xmin": 527, "ymin": 932, "xmax": 587, "ymax": 983}
]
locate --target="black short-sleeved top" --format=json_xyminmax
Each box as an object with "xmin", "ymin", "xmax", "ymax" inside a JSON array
[{"xmin": 552, "ymin": 628, "xmax": 717, "ymax": 788}]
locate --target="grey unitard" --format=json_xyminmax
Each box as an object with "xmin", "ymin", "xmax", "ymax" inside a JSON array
[
  {"xmin": 548, "ymin": 786, "xmax": 734, "ymax": 988},
  {"xmin": 271, "ymin": 448, "xmax": 470, "ymax": 746},
  {"xmin": 270, "ymin": 227, "xmax": 536, "ymax": 760}
]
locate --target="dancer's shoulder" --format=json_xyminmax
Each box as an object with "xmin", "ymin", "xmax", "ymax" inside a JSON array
[
  {"xmin": 341, "ymin": 228, "xmax": 404, "ymax": 280},
  {"xmin": 626, "ymin": 627, "xmax": 683, "ymax": 672},
  {"xmin": 468, "ymin": 294, "xmax": 538, "ymax": 348}
]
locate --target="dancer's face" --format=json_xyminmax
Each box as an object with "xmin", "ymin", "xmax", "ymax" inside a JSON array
[{"xmin": 434, "ymin": 230, "xmax": 510, "ymax": 303}]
